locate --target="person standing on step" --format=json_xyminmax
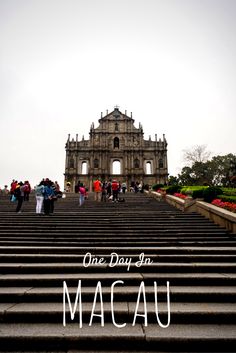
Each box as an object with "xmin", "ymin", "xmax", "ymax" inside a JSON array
[
  {"xmin": 15, "ymin": 182, "xmax": 24, "ymax": 213},
  {"xmin": 3, "ymin": 185, "xmax": 9, "ymax": 195},
  {"xmin": 121, "ymin": 181, "xmax": 127, "ymax": 193},
  {"xmin": 10, "ymin": 179, "xmax": 18, "ymax": 199},
  {"xmin": 78, "ymin": 183, "xmax": 86, "ymax": 206},
  {"xmin": 35, "ymin": 180, "xmax": 45, "ymax": 214},
  {"xmin": 101, "ymin": 181, "xmax": 107, "ymax": 202},
  {"xmin": 43, "ymin": 179, "xmax": 55, "ymax": 215},
  {"xmin": 93, "ymin": 178, "xmax": 102, "ymax": 202},
  {"xmin": 50, "ymin": 180, "xmax": 58, "ymax": 214},
  {"xmin": 112, "ymin": 179, "xmax": 119, "ymax": 202},
  {"xmin": 106, "ymin": 180, "xmax": 112, "ymax": 199},
  {"xmin": 23, "ymin": 181, "xmax": 31, "ymax": 201}
]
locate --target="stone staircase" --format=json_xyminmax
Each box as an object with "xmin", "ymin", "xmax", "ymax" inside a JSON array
[{"xmin": 0, "ymin": 192, "xmax": 236, "ymax": 352}]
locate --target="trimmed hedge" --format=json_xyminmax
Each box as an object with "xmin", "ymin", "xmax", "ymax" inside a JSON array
[
  {"xmin": 221, "ymin": 188, "xmax": 236, "ymax": 196},
  {"xmin": 152, "ymin": 184, "xmax": 235, "ymax": 202},
  {"xmin": 180, "ymin": 186, "xmax": 208, "ymax": 199},
  {"xmin": 192, "ymin": 189, "xmax": 205, "ymax": 199},
  {"xmin": 165, "ymin": 185, "xmax": 181, "ymax": 195},
  {"xmin": 217, "ymin": 195, "xmax": 236, "ymax": 203},
  {"xmin": 152, "ymin": 184, "xmax": 164, "ymax": 191},
  {"xmin": 203, "ymin": 187, "xmax": 223, "ymax": 203}
]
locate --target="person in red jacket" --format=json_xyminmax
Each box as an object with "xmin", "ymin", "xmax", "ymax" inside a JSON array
[
  {"xmin": 10, "ymin": 180, "xmax": 18, "ymax": 195},
  {"xmin": 111, "ymin": 179, "xmax": 119, "ymax": 202},
  {"xmin": 93, "ymin": 178, "xmax": 102, "ymax": 202}
]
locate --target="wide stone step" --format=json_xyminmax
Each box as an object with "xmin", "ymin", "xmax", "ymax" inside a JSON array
[
  {"xmin": 0, "ymin": 229, "xmax": 222, "ymax": 236},
  {"xmin": 0, "ymin": 237, "xmax": 236, "ymax": 246},
  {"xmin": 1, "ymin": 253, "xmax": 236, "ymax": 263},
  {"xmin": 0, "ymin": 285, "xmax": 235, "ymax": 303},
  {"xmin": 1, "ymin": 239, "xmax": 234, "ymax": 248},
  {"xmin": 0, "ymin": 222, "xmax": 224, "ymax": 228},
  {"xmin": 1, "ymin": 262, "xmax": 236, "ymax": 274},
  {"xmin": 0, "ymin": 213, "xmax": 217, "ymax": 220},
  {"xmin": 0, "ymin": 323, "xmax": 235, "ymax": 351},
  {"xmin": 0, "ymin": 238, "xmax": 232, "ymax": 247},
  {"xmin": 1, "ymin": 246, "xmax": 236, "ymax": 255},
  {"xmin": 1, "ymin": 302, "xmax": 236, "ymax": 324},
  {"xmin": 1, "ymin": 273, "xmax": 236, "ymax": 286}
]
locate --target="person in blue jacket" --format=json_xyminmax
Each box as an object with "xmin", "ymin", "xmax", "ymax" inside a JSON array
[{"xmin": 43, "ymin": 179, "xmax": 55, "ymax": 215}]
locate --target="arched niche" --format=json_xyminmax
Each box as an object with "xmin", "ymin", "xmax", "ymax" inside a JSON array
[
  {"xmin": 145, "ymin": 161, "xmax": 152, "ymax": 174},
  {"xmin": 114, "ymin": 137, "xmax": 119, "ymax": 149}
]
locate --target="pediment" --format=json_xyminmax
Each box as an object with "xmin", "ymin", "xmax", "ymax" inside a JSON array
[{"xmin": 99, "ymin": 108, "xmax": 134, "ymax": 122}]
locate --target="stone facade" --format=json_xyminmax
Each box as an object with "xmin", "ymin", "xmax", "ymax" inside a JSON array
[{"xmin": 64, "ymin": 107, "xmax": 168, "ymax": 191}]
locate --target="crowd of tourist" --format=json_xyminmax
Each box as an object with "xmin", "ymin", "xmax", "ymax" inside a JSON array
[
  {"xmin": 0, "ymin": 178, "xmax": 147, "ymax": 213},
  {"xmin": 3, "ymin": 179, "xmax": 62, "ymax": 214},
  {"xmin": 92, "ymin": 179, "xmax": 144, "ymax": 203},
  {"xmin": 34, "ymin": 179, "xmax": 62, "ymax": 215}
]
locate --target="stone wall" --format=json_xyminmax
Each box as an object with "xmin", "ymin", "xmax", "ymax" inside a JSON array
[{"xmin": 150, "ymin": 191, "xmax": 236, "ymax": 234}]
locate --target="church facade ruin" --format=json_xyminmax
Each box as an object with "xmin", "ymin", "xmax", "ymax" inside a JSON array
[{"xmin": 64, "ymin": 107, "xmax": 168, "ymax": 191}]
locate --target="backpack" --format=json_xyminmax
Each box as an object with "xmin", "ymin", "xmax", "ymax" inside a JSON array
[
  {"xmin": 79, "ymin": 187, "xmax": 86, "ymax": 195},
  {"xmin": 24, "ymin": 184, "xmax": 30, "ymax": 193}
]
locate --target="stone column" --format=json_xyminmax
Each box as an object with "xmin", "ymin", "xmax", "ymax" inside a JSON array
[{"xmin": 89, "ymin": 175, "xmax": 93, "ymax": 192}]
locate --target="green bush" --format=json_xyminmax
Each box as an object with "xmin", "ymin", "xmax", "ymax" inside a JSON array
[
  {"xmin": 181, "ymin": 186, "xmax": 207, "ymax": 193},
  {"xmin": 203, "ymin": 187, "xmax": 223, "ymax": 203},
  {"xmin": 180, "ymin": 187, "xmax": 192, "ymax": 195},
  {"xmin": 218, "ymin": 195, "xmax": 236, "ymax": 203},
  {"xmin": 165, "ymin": 185, "xmax": 181, "ymax": 195},
  {"xmin": 152, "ymin": 184, "xmax": 164, "ymax": 191},
  {"xmin": 221, "ymin": 188, "xmax": 236, "ymax": 196},
  {"xmin": 180, "ymin": 186, "xmax": 208, "ymax": 199},
  {"xmin": 192, "ymin": 189, "xmax": 205, "ymax": 199}
]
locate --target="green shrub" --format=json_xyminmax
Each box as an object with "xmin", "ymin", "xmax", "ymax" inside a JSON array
[
  {"xmin": 180, "ymin": 186, "xmax": 208, "ymax": 198},
  {"xmin": 180, "ymin": 187, "xmax": 192, "ymax": 195},
  {"xmin": 165, "ymin": 185, "xmax": 181, "ymax": 195},
  {"xmin": 192, "ymin": 189, "xmax": 205, "ymax": 199},
  {"xmin": 181, "ymin": 185, "xmax": 208, "ymax": 193},
  {"xmin": 218, "ymin": 195, "xmax": 236, "ymax": 203},
  {"xmin": 203, "ymin": 187, "xmax": 223, "ymax": 203},
  {"xmin": 152, "ymin": 184, "xmax": 164, "ymax": 191},
  {"xmin": 221, "ymin": 188, "xmax": 236, "ymax": 196}
]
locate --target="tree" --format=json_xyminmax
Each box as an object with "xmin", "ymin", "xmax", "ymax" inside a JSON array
[
  {"xmin": 168, "ymin": 175, "xmax": 179, "ymax": 185},
  {"xmin": 178, "ymin": 166, "xmax": 196, "ymax": 185},
  {"xmin": 178, "ymin": 162, "xmax": 212, "ymax": 186},
  {"xmin": 210, "ymin": 154, "xmax": 236, "ymax": 186},
  {"xmin": 183, "ymin": 145, "xmax": 211, "ymax": 165},
  {"xmin": 178, "ymin": 153, "xmax": 236, "ymax": 186}
]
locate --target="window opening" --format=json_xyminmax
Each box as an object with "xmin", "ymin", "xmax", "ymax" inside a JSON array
[{"xmin": 112, "ymin": 160, "xmax": 121, "ymax": 174}]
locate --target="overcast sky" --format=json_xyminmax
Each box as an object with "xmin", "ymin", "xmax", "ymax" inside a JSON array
[{"xmin": 0, "ymin": 0, "xmax": 236, "ymax": 189}]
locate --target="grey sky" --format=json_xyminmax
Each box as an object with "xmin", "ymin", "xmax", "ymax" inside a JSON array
[{"xmin": 0, "ymin": 0, "xmax": 236, "ymax": 188}]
